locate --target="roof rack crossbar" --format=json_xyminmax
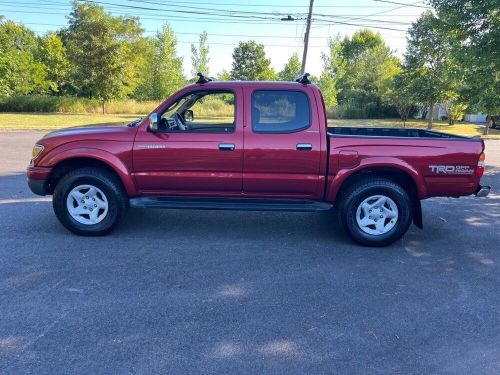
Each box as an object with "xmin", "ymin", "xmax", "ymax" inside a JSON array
[
  {"xmin": 295, "ymin": 73, "xmax": 311, "ymax": 85},
  {"xmin": 196, "ymin": 72, "xmax": 213, "ymax": 84}
]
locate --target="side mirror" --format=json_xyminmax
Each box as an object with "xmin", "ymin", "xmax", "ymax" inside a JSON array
[
  {"xmin": 184, "ymin": 109, "xmax": 194, "ymax": 122},
  {"xmin": 149, "ymin": 113, "xmax": 158, "ymax": 131}
]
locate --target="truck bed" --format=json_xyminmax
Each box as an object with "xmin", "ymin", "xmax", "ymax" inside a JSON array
[
  {"xmin": 325, "ymin": 126, "xmax": 484, "ymax": 200},
  {"xmin": 328, "ymin": 126, "xmax": 475, "ymax": 140}
]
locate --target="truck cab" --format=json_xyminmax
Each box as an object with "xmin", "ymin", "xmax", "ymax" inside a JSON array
[{"xmin": 133, "ymin": 80, "xmax": 327, "ymax": 200}]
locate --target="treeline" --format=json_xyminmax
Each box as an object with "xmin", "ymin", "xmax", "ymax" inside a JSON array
[
  {"xmin": 0, "ymin": 2, "xmax": 281, "ymax": 107},
  {"xmin": 320, "ymin": 0, "xmax": 499, "ymax": 133},
  {"xmin": 0, "ymin": 0, "xmax": 498, "ymax": 132}
]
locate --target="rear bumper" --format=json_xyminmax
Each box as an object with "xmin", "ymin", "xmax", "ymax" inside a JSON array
[
  {"xmin": 27, "ymin": 166, "xmax": 52, "ymax": 196},
  {"xmin": 475, "ymin": 185, "xmax": 491, "ymax": 197}
]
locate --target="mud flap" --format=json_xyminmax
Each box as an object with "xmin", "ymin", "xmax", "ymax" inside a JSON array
[{"xmin": 412, "ymin": 199, "xmax": 423, "ymax": 229}]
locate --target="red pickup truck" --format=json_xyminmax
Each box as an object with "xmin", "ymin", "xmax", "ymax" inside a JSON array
[{"xmin": 27, "ymin": 76, "xmax": 490, "ymax": 246}]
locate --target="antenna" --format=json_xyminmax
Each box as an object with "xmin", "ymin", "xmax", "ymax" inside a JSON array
[
  {"xmin": 196, "ymin": 73, "xmax": 213, "ymax": 84},
  {"xmin": 295, "ymin": 73, "xmax": 311, "ymax": 85}
]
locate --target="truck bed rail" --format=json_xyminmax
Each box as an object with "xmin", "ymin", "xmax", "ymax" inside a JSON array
[{"xmin": 328, "ymin": 126, "xmax": 476, "ymax": 140}]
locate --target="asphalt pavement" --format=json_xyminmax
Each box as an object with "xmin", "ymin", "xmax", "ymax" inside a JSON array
[{"xmin": 1, "ymin": 132, "xmax": 499, "ymax": 374}]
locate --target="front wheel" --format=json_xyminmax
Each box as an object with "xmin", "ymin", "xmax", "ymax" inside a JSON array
[
  {"xmin": 52, "ymin": 167, "xmax": 128, "ymax": 235},
  {"xmin": 338, "ymin": 178, "xmax": 413, "ymax": 247}
]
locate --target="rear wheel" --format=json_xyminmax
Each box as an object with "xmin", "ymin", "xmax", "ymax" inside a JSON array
[
  {"xmin": 52, "ymin": 167, "xmax": 128, "ymax": 235},
  {"xmin": 338, "ymin": 178, "xmax": 413, "ymax": 247}
]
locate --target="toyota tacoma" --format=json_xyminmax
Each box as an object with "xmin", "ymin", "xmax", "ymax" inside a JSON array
[{"xmin": 27, "ymin": 74, "xmax": 491, "ymax": 246}]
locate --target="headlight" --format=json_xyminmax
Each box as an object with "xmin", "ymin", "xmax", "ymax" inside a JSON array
[{"xmin": 31, "ymin": 144, "xmax": 44, "ymax": 161}]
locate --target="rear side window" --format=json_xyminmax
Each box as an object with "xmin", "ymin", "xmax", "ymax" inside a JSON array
[{"xmin": 251, "ymin": 90, "xmax": 311, "ymax": 133}]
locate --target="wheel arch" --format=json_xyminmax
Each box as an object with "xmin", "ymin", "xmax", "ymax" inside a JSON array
[
  {"xmin": 46, "ymin": 151, "xmax": 137, "ymax": 196},
  {"xmin": 338, "ymin": 167, "xmax": 418, "ymax": 199},
  {"xmin": 329, "ymin": 163, "xmax": 425, "ymax": 229}
]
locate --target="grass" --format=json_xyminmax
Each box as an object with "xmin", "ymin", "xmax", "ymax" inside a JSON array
[
  {"xmin": 0, "ymin": 113, "xmax": 498, "ymax": 138},
  {"xmin": 0, "ymin": 113, "xmax": 143, "ymax": 131},
  {"xmin": 0, "ymin": 96, "xmax": 160, "ymax": 114}
]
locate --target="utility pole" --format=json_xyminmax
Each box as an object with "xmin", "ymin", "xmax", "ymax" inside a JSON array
[{"xmin": 301, "ymin": 0, "xmax": 314, "ymax": 75}]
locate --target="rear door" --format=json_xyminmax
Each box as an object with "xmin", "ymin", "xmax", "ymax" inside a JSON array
[
  {"xmin": 133, "ymin": 87, "xmax": 243, "ymax": 196},
  {"xmin": 242, "ymin": 87, "xmax": 323, "ymax": 199}
]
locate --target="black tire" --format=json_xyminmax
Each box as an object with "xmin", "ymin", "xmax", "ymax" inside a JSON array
[
  {"xmin": 52, "ymin": 167, "xmax": 128, "ymax": 236},
  {"xmin": 338, "ymin": 178, "xmax": 413, "ymax": 247}
]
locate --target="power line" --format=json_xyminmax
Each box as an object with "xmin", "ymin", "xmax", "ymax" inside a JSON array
[
  {"xmin": 0, "ymin": 9, "xmax": 296, "ymax": 25},
  {"xmin": 86, "ymin": 0, "xmax": 420, "ymax": 8},
  {"xmin": 78, "ymin": 0, "xmax": 289, "ymax": 20},
  {"xmin": 372, "ymin": 0, "xmax": 432, "ymax": 9},
  {"xmin": 20, "ymin": 21, "xmax": 407, "ymax": 40},
  {"xmin": 4, "ymin": 1, "xmax": 420, "ymax": 15},
  {"xmin": 326, "ymin": 0, "xmax": 424, "ymax": 26},
  {"xmin": 10, "ymin": 22, "xmax": 325, "ymax": 38},
  {"xmin": 312, "ymin": 18, "xmax": 406, "ymax": 32},
  {"xmin": 80, "ymin": 0, "xmax": 416, "ymax": 25},
  {"xmin": 1, "ymin": 0, "xmax": 418, "ymax": 34},
  {"xmin": 0, "ymin": 4, "xmax": 412, "ymax": 27}
]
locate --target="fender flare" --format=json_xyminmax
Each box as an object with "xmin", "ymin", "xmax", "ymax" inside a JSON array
[
  {"xmin": 42, "ymin": 147, "xmax": 138, "ymax": 196},
  {"xmin": 326, "ymin": 156, "xmax": 428, "ymax": 202}
]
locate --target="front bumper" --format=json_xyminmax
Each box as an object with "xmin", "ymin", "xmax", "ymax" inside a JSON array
[
  {"xmin": 28, "ymin": 178, "xmax": 49, "ymax": 196},
  {"xmin": 475, "ymin": 185, "xmax": 491, "ymax": 197},
  {"xmin": 27, "ymin": 166, "xmax": 52, "ymax": 196}
]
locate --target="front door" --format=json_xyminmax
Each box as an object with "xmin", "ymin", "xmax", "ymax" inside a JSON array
[{"xmin": 133, "ymin": 87, "xmax": 243, "ymax": 196}]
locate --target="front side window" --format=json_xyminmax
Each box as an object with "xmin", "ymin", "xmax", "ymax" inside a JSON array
[
  {"xmin": 160, "ymin": 91, "xmax": 235, "ymax": 133},
  {"xmin": 252, "ymin": 90, "xmax": 311, "ymax": 133}
]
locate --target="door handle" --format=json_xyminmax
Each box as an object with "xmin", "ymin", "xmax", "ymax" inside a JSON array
[
  {"xmin": 296, "ymin": 143, "xmax": 313, "ymax": 151},
  {"xmin": 219, "ymin": 143, "xmax": 235, "ymax": 151}
]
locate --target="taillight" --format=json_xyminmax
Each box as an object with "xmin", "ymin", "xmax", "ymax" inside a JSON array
[{"xmin": 476, "ymin": 152, "xmax": 485, "ymax": 177}]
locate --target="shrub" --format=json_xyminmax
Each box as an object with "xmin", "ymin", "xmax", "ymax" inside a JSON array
[
  {"xmin": 325, "ymin": 106, "xmax": 337, "ymax": 119},
  {"xmin": 335, "ymin": 101, "xmax": 400, "ymax": 119},
  {"xmin": 336, "ymin": 102, "xmax": 369, "ymax": 119},
  {"xmin": 0, "ymin": 96, "xmax": 159, "ymax": 114}
]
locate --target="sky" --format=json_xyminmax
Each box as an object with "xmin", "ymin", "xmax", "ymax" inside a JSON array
[{"xmin": 0, "ymin": 0, "xmax": 429, "ymax": 78}]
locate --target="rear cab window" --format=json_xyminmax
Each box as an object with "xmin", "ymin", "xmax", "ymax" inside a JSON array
[{"xmin": 251, "ymin": 90, "xmax": 311, "ymax": 133}]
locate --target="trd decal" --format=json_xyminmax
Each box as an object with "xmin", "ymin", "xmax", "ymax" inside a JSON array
[{"xmin": 429, "ymin": 165, "xmax": 474, "ymax": 175}]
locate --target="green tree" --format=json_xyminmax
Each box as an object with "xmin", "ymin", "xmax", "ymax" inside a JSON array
[
  {"xmin": 442, "ymin": 95, "xmax": 468, "ymax": 125},
  {"xmin": 191, "ymin": 31, "xmax": 209, "ymax": 77},
  {"xmin": 320, "ymin": 36, "xmax": 345, "ymax": 108},
  {"xmin": 430, "ymin": 0, "xmax": 500, "ymax": 134},
  {"xmin": 404, "ymin": 12, "xmax": 457, "ymax": 129},
  {"xmin": 340, "ymin": 29, "xmax": 386, "ymax": 63},
  {"xmin": 38, "ymin": 32, "xmax": 71, "ymax": 94},
  {"xmin": 278, "ymin": 53, "xmax": 301, "ymax": 81},
  {"xmin": 0, "ymin": 20, "xmax": 47, "ymax": 96},
  {"xmin": 230, "ymin": 41, "xmax": 275, "ymax": 80},
  {"xmin": 216, "ymin": 69, "xmax": 231, "ymax": 80},
  {"xmin": 389, "ymin": 71, "xmax": 416, "ymax": 126},
  {"xmin": 63, "ymin": 1, "xmax": 144, "ymax": 111},
  {"xmin": 322, "ymin": 30, "xmax": 400, "ymax": 118},
  {"xmin": 134, "ymin": 23, "xmax": 185, "ymax": 100}
]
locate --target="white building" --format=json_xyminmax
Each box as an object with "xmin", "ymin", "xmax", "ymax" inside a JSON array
[
  {"xmin": 463, "ymin": 113, "xmax": 487, "ymax": 123},
  {"xmin": 424, "ymin": 104, "xmax": 487, "ymax": 123}
]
